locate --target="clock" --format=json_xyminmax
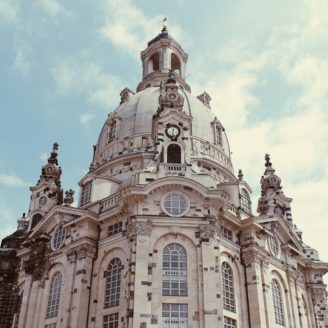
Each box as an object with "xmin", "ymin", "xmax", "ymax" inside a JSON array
[{"xmin": 166, "ymin": 125, "xmax": 180, "ymax": 139}]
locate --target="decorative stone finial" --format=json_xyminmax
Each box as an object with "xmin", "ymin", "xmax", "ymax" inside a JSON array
[
  {"xmin": 197, "ymin": 91, "xmax": 211, "ymax": 108},
  {"xmin": 265, "ymin": 153, "xmax": 272, "ymax": 167},
  {"xmin": 64, "ymin": 189, "xmax": 75, "ymax": 206},
  {"xmin": 40, "ymin": 142, "xmax": 63, "ymax": 194},
  {"xmin": 167, "ymin": 70, "xmax": 177, "ymax": 84},
  {"xmin": 48, "ymin": 142, "xmax": 59, "ymax": 165},
  {"xmin": 120, "ymin": 87, "xmax": 135, "ymax": 105},
  {"xmin": 162, "ymin": 17, "xmax": 168, "ymax": 32},
  {"xmin": 238, "ymin": 169, "xmax": 243, "ymax": 181}
]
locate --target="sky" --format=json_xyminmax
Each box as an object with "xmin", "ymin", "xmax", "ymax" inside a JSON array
[{"xmin": 1, "ymin": 0, "xmax": 328, "ymax": 278}]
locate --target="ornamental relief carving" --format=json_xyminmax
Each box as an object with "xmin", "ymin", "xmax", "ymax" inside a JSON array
[
  {"xmin": 242, "ymin": 249, "xmax": 266, "ymax": 265},
  {"xmin": 65, "ymin": 243, "xmax": 96, "ymax": 263},
  {"xmin": 23, "ymin": 233, "xmax": 51, "ymax": 281},
  {"xmin": 126, "ymin": 220, "xmax": 152, "ymax": 239},
  {"xmin": 198, "ymin": 223, "xmax": 221, "ymax": 240},
  {"xmin": 311, "ymin": 287, "xmax": 327, "ymax": 304}
]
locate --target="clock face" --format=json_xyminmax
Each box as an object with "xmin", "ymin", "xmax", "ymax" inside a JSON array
[{"xmin": 166, "ymin": 125, "xmax": 180, "ymax": 139}]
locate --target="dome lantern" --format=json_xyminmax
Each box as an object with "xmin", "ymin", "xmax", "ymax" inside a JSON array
[{"xmin": 137, "ymin": 20, "xmax": 190, "ymax": 92}]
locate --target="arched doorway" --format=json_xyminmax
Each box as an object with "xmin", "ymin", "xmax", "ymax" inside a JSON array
[{"xmin": 167, "ymin": 144, "xmax": 181, "ymax": 163}]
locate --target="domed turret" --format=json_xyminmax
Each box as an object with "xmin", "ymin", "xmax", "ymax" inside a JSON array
[
  {"xmin": 137, "ymin": 21, "xmax": 190, "ymax": 92},
  {"xmin": 80, "ymin": 26, "xmax": 238, "ymax": 208}
]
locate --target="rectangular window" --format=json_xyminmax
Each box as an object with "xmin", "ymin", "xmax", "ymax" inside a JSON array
[
  {"xmin": 224, "ymin": 316, "xmax": 237, "ymax": 328},
  {"xmin": 108, "ymin": 222, "xmax": 123, "ymax": 237},
  {"xmin": 45, "ymin": 324, "xmax": 57, "ymax": 328},
  {"xmin": 80, "ymin": 181, "xmax": 92, "ymax": 206},
  {"xmin": 103, "ymin": 313, "xmax": 119, "ymax": 328},
  {"xmin": 222, "ymin": 228, "xmax": 233, "ymax": 241},
  {"xmin": 162, "ymin": 303, "xmax": 188, "ymax": 328}
]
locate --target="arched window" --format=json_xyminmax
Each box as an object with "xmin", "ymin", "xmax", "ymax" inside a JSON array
[
  {"xmin": 149, "ymin": 53, "xmax": 160, "ymax": 72},
  {"xmin": 222, "ymin": 262, "xmax": 235, "ymax": 312},
  {"xmin": 31, "ymin": 213, "xmax": 42, "ymax": 229},
  {"xmin": 272, "ymin": 279, "xmax": 285, "ymax": 326},
  {"xmin": 104, "ymin": 258, "xmax": 122, "ymax": 308},
  {"xmin": 162, "ymin": 243, "xmax": 187, "ymax": 296},
  {"xmin": 216, "ymin": 126, "xmax": 223, "ymax": 145},
  {"xmin": 171, "ymin": 53, "xmax": 181, "ymax": 75},
  {"xmin": 46, "ymin": 272, "xmax": 63, "ymax": 318},
  {"xmin": 80, "ymin": 181, "xmax": 92, "ymax": 206},
  {"xmin": 167, "ymin": 144, "xmax": 181, "ymax": 163},
  {"xmin": 240, "ymin": 189, "xmax": 251, "ymax": 213}
]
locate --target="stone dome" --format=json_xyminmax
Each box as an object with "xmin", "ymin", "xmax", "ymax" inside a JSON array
[
  {"xmin": 89, "ymin": 28, "xmax": 234, "ymax": 178},
  {"xmin": 95, "ymin": 86, "xmax": 231, "ymax": 161}
]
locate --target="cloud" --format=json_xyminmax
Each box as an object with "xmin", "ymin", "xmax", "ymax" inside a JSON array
[
  {"xmin": 39, "ymin": 0, "xmax": 67, "ymax": 16},
  {"xmin": 40, "ymin": 152, "xmax": 48, "ymax": 162},
  {"xmin": 0, "ymin": 0, "xmax": 19, "ymax": 24},
  {"xmin": 100, "ymin": 0, "xmax": 189, "ymax": 57},
  {"xmin": 80, "ymin": 113, "xmax": 95, "ymax": 127},
  {"xmin": 189, "ymin": 0, "xmax": 328, "ymax": 270},
  {"xmin": 13, "ymin": 41, "xmax": 31, "ymax": 77},
  {"xmin": 0, "ymin": 174, "xmax": 30, "ymax": 188},
  {"xmin": 0, "ymin": 203, "xmax": 16, "ymax": 242},
  {"xmin": 51, "ymin": 58, "xmax": 122, "ymax": 108}
]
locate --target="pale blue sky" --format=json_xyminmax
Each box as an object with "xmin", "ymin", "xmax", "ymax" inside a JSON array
[{"xmin": 1, "ymin": 0, "xmax": 328, "ymax": 270}]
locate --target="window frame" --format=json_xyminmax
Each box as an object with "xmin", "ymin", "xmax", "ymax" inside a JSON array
[
  {"xmin": 162, "ymin": 303, "xmax": 188, "ymax": 328},
  {"xmin": 162, "ymin": 243, "xmax": 188, "ymax": 297},
  {"xmin": 103, "ymin": 312, "xmax": 119, "ymax": 328},
  {"xmin": 240, "ymin": 189, "xmax": 251, "ymax": 213},
  {"xmin": 104, "ymin": 258, "xmax": 122, "ymax": 309},
  {"xmin": 161, "ymin": 192, "xmax": 190, "ymax": 217},
  {"xmin": 108, "ymin": 222, "xmax": 123, "ymax": 237},
  {"xmin": 222, "ymin": 262, "xmax": 236, "ymax": 313},
  {"xmin": 80, "ymin": 180, "xmax": 92, "ymax": 206},
  {"xmin": 46, "ymin": 271, "xmax": 63, "ymax": 319},
  {"xmin": 272, "ymin": 279, "xmax": 285, "ymax": 326},
  {"xmin": 224, "ymin": 316, "xmax": 237, "ymax": 328},
  {"xmin": 51, "ymin": 225, "xmax": 66, "ymax": 251}
]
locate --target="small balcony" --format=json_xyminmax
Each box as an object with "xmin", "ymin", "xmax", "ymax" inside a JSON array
[{"xmin": 162, "ymin": 163, "xmax": 186, "ymax": 175}]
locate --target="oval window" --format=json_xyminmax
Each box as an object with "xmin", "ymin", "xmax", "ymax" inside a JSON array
[
  {"xmin": 161, "ymin": 192, "xmax": 189, "ymax": 217},
  {"xmin": 52, "ymin": 225, "xmax": 66, "ymax": 251}
]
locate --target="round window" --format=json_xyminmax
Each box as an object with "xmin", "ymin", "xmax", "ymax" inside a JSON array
[
  {"xmin": 161, "ymin": 192, "xmax": 190, "ymax": 217},
  {"xmin": 39, "ymin": 196, "xmax": 47, "ymax": 207},
  {"xmin": 52, "ymin": 225, "xmax": 66, "ymax": 251}
]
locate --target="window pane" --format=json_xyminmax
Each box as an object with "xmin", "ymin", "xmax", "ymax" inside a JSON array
[
  {"xmin": 162, "ymin": 243, "xmax": 188, "ymax": 297},
  {"xmin": 104, "ymin": 258, "xmax": 122, "ymax": 308},
  {"xmin": 162, "ymin": 304, "xmax": 188, "ymax": 328},
  {"xmin": 272, "ymin": 279, "xmax": 285, "ymax": 326},
  {"xmin": 103, "ymin": 313, "xmax": 119, "ymax": 328},
  {"xmin": 222, "ymin": 262, "xmax": 235, "ymax": 312},
  {"xmin": 46, "ymin": 272, "xmax": 62, "ymax": 318}
]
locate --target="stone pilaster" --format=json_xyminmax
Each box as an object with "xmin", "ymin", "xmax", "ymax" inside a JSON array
[
  {"xmin": 66, "ymin": 243, "xmax": 96, "ymax": 328},
  {"xmin": 127, "ymin": 220, "xmax": 152, "ymax": 328},
  {"xmin": 200, "ymin": 239, "xmax": 219, "ymax": 327},
  {"xmin": 242, "ymin": 248, "xmax": 268, "ymax": 328}
]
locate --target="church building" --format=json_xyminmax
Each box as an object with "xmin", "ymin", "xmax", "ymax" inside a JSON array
[{"xmin": 1, "ymin": 24, "xmax": 328, "ymax": 328}]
